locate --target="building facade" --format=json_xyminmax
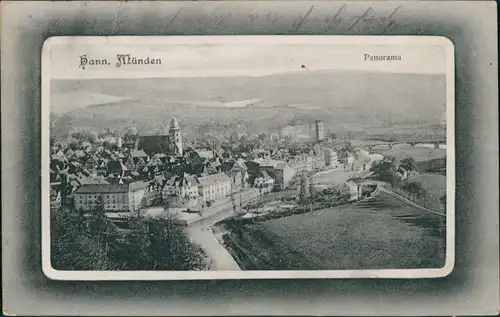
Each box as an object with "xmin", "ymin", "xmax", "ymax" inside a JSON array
[
  {"xmin": 340, "ymin": 152, "xmax": 355, "ymax": 168},
  {"xmin": 342, "ymin": 181, "xmax": 361, "ymax": 201},
  {"xmin": 288, "ymin": 155, "xmax": 313, "ymax": 175},
  {"xmin": 311, "ymin": 154, "xmax": 326, "ymax": 171},
  {"xmin": 324, "ymin": 149, "xmax": 339, "ymax": 168},
  {"xmin": 162, "ymin": 173, "xmax": 198, "ymax": 205},
  {"xmin": 197, "ymin": 172, "xmax": 232, "ymax": 203},
  {"xmin": 229, "ymin": 159, "xmax": 250, "ymax": 188},
  {"xmin": 73, "ymin": 181, "xmax": 147, "ymax": 212},
  {"xmin": 254, "ymin": 170, "xmax": 275, "ymax": 193},
  {"xmin": 228, "ymin": 170, "xmax": 243, "ymax": 192},
  {"xmin": 259, "ymin": 160, "xmax": 296, "ymax": 190},
  {"xmin": 144, "ymin": 182, "xmax": 163, "ymax": 207}
]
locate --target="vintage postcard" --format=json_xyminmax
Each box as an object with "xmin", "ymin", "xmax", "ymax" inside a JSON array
[{"xmin": 41, "ymin": 36, "xmax": 455, "ymax": 280}]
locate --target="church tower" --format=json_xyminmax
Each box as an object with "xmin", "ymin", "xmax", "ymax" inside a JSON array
[{"xmin": 169, "ymin": 117, "xmax": 183, "ymax": 156}]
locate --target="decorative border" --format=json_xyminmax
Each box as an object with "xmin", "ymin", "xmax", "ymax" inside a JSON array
[{"xmin": 41, "ymin": 35, "xmax": 455, "ymax": 280}]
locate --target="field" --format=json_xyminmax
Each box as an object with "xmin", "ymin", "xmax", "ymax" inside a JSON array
[
  {"xmin": 222, "ymin": 190, "xmax": 446, "ymax": 270},
  {"xmin": 408, "ymin": 173, "xmax": 447, "ymax": 200},
  {"xmin": 416, "ymin": 157, "xmax": 446, "ymax": 173}
]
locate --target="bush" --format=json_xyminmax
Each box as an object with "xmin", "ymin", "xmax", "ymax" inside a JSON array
[
  {"xmin": 51, "ymin": 207, "xmax": 119, "ymax": 270},
  {"xmin": 51, "ymin": 206, "xmax": 209, "ymax": 271}
]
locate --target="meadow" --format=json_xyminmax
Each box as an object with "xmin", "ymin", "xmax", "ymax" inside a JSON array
[
  {"xmin": 408, "ymin": 173, "xmax": 447, "ymax": 200},
  {"xmin": 222, "ymin": 190, "xmax": 446, "ymax": 270}
]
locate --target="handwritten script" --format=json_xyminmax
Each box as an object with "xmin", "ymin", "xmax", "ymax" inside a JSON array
[
  {"xmin": 160, "ymin": 4, "xmax": 402, "ymax": 32},
  {"xmin": 324, "ymin": 4, "xmax": 401, "ymax": 31}
]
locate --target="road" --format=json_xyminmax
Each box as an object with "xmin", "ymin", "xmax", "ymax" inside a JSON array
[
  {"xmin": 184, "ymin": 188, "xmax": 260, "ymax": 271},
  {"xmin": 184, "ymin": 168, "xmax": 360, "ymax": 270},
  {"xmin": 189, "ymin": 188, "xmax": 260, "ymax": 228},
  {"xmin": 185, "ymin": 226, "xmax": 241, "ymax": 270}
]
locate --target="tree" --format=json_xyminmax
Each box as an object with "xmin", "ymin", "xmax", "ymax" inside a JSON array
[
  {"xmin": 299, "ymin": 176, "xmax": 308, "ymax": 201},
  {"xmin": 308, "ymin": 174, "xmax": 316, "ymax": 198},
  {"xmin": 51, "ymin": 206, "xmax": 209, "ymax": 271},
  {"xmin": 230, "ymin": 191, "xmax": 237, "ymax": 215},
  {"xmin": 71, "ymin": 131, "xmax": 97, "ymax": 144},
  {"xmin": 111, "ymin": 216, "xmax": 152, "ymax": 270},
  {"xmin": 370, "ymin": 160, "xmax": 397, "ymax": 184},
  {"xmin": 133, "ymin": 204, "xmax": 147, "ymax": 218},
  {"xmin": 400, "ymin": 157, "xmax": 417, "ymax": 173},
  {"xmin": 51, "ymin": 202, "xmax": 118, "ymax": 271},
  {"xmin": 336, "ymin": 185, "xmax": 350, "ymax": 204},
  {"xmin": 402, "ymin": 181, "xmax": 424, "ymax": 203},
  {"xmin": 145, "ymin": 217, "xmax": 208, "ymax": 270}
]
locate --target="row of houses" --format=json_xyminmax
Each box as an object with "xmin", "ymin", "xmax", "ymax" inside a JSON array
[
  {"xmin": 287, "ymin": 151, "xmax": 338, "ymax": 175},
  {"xmin": 68, "ymin": 154, "xmax": 302, "ymax": 212},
  {"xmin": 71, "ymin": 171, "xmax": 234, "ymax": 212},
  {"xmin": 51, "ymin": 131, "xmax": 356, "ymax": 212}
]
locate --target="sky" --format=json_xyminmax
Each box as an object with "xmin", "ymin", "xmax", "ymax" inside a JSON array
[{"xmin": 47, "ymin": 38, "xmax": 449, "ymax": 79}]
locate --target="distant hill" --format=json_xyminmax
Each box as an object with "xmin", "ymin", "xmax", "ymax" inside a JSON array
[
  {"xmin": 51, "ymin": 89, "xmax": 132, "ymax": 114},
  {"xmin": 50, "ymin": 70, "xmax": 446, "ymax": 139}
]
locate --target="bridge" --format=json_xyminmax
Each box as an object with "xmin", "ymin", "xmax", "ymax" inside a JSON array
[{"xmin": 362, "ymin": 139, "xmax": 446, "ymax": 151}]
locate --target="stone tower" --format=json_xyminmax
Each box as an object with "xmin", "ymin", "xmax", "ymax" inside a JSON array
[
  {"xmin": 169, "ymin": 117, "xmax": 183, "ymax": 156},
  {"xmin": 315, "ymin": 120, "xmax": 324, "ymax": 142}
]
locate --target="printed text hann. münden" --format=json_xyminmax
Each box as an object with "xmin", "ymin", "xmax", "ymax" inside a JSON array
[{"xmin": 78, "ymin": 54, "xmax": 163, "ymax": 69}]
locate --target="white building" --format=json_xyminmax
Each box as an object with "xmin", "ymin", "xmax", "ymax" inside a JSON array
[
  {"xmin": 73, "ymin": 181, "xmax": 147, "ymax": 212},
  {"xmin": 324, "ymin": 149, "xmax": 339, "ymax": 168},
  {"xmin": 288, "ymin": 155, "xmax": 313, "ymax": 175},
  {"xmin": 340, "ymin": 152, "xmax": 355, "ymax": 168},
  {"xmin": 342, "ymin": 181, "xmax": 361, "ymax": 201},
  {"xmin": 197, "ymin": 172, "xmax": 232, "ymax": 203},
  {"xmin": 229, "ymin": 159, "xmax": 250, "ymax": 188}
]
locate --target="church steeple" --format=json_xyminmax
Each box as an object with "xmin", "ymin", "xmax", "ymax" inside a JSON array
[
  {"xmin": 169, "ymin": 117, "xmax": 180, "ymax": 131},
  {"xmin": 168, "ymin": 117, "xmax": 183, "ymax": 156}
]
